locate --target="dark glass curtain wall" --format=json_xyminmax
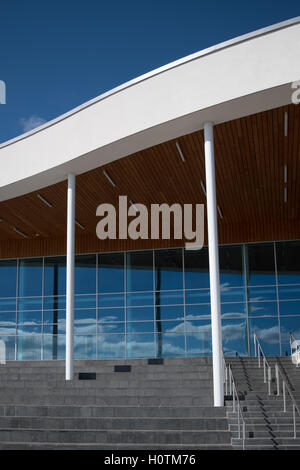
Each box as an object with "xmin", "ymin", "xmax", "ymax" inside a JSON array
[{"xmin": 0, "ymin": 241, "xmax": 299, "ymax": 360}]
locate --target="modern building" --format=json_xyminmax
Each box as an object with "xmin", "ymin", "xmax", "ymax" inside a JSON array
[{"xmin": 0, "ymin": 17, "xmax": 300, "ymax": 405}]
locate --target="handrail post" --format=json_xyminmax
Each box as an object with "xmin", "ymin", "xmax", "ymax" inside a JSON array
[
  {"xmin": 275, "ymin": 363, "xmax": 280, "ymax": 396},
  {"xmin": 293, "ymin": 404, "xmax": 296, "ymax": 439},
  {"xmin": 263, "ymin": 357, "xmax": 266, "ymax": 383},
  {"xmin": 283, "ymin": 381, "xmax": 286, "ymax": 412},
  {"xmin": 254, "ymin": 333, "xmax": 257, "ymax": 357},
  {"xmin": 268, "ymin": 366, "xmax": 271, "ymax": 396}
]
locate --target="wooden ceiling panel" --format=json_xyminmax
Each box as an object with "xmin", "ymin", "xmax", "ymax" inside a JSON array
[{"xmin": 0, "ymin": 103, "xmax": 299, "ymax": 258}]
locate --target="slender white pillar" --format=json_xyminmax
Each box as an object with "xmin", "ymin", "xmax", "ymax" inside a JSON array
[
  {"xmin": 66, "ymin": 173, "xmax": 75, "ymax": 380},
  {"xmin": 204, "ymin": 122, "xmax": 224, "ymax": 407}
]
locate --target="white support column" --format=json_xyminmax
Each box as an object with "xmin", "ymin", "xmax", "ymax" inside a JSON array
[
  {"xmin": 204, "ymin": 122, "xmax": 224, "ymax": 407},
  {"xmin": 66, "ymin": 173, "xmax": 75, "ymax": 380}
]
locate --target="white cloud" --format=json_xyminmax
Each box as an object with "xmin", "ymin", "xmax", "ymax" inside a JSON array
[{"xmin": 20, "ymin": 115, "xmax": 46, "ymax": 133}]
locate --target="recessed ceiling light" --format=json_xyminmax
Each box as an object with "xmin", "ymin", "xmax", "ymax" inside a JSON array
[
  {"xmin": 103, "ymin": 170, "xmax": 116, "ymax": 187},
  {"xmin": 37, "ymin": 193, "xmax": 52, "ymax": 207},
  {"xmin": 175, "ymin": 141, "xmax": 185, "ymax": 162},
  {"xmin": 75, "ymin": 220, "xmax": 85, "ymax": 230},
  {"xmin": 284, "ymin": 111, "xmax": 288, "ymax": 137},
  {"xmin": 217, "ymin": 206, "xmax": 223, "ymax": 219},
  {"xmin": 13, "ymin": 227, "xmax": 28, "ymax": 238}
]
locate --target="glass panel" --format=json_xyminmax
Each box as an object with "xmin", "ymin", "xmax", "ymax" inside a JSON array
[
  {"xmin": 276, "ymin": 241, "xmax": 300, "ymax": 285},
  {"xmin": 159, "ymin": 320, "xmax": 184, "ymax": 334},
  {"xmin": 43, "ymin": 296, "xmax": 66, "ymax": 310},
  {"xmin": 0, "ymin": 298, "xmax": 16, "ymax": 312},
  {"xmin": 0, "ymin": 260, "xmax": 17, "ymax": 297},
  {"xmin": 219, "ymin": 245, "xmax": 244, "ymax": 287},
  {"xmin": 155, "ymin": 249, "xmax": 183, "ymax": 291},
  {"xmin": 220, "ymin": 288, "xmax": 245, "ymax": 303},
  {"xmin": 74, "ymin": 323, "xmax": 96, "ymax": 335},
  {"xmin": 74, "ymin": 309, "xmax": 96, "ymax": 323},
  {"xmin": 44, "ymin": 256, "xmax": 66, "ymax": 296},
  {"xmin": 126, "ymin": 292, "xmax": 154, "ymax": 307},
  {"xmin": 74, "ymin": 295, "xmax": 96, "ymax": 309},
  {"xmin": 97, "ymin": 323, "xmax": 125, "ymax": 334},
  {"xmin": 221, "ymin": 303, "xmax": 246, "ymax": 319},
  {"xmin": 98, "ymin": 334, "xmax": 125, "ymax": 358},
  {"xmin": 0, "ymin": 325, "xmax": 16, "ymax": 335},
  {"xmin": 98, "ymin": 308, "xmax": 125, "ymax": 323},
  {"xmin": 74, "ymin": 335, "xmax": 96, "ymax": 359},
  {"xmin": 280, "ymin": 316, "xmax": 300, "ymax": 357},
  {"xmin": 184, "ymin": 247, "xmax": 209, "ymax": 289},
  {"xmin": 126, "ymin": 333, "xmax": 155, "ymax": 358},
  {"xmin": 127, "ymin": 321, "xmax": 154, "ymax": 333},
  {"xmin": 98, "ymin": 252, "xmax": 124, "ymax": 293},
  {"xmin": 75, "ymin": 254, "xmax": 96, "ymax": 294},
  {"xmin": 17, "ymin": 335, "xmax": 42, "ymax": 360},
  {"xmin": 185, "ymin": 289, "xmax": 210, "ymax": 305},
  {"xmin": 0, "ymin": 336, "xmax": 15, "ymax": 360},
  {"xmin": 155, "ymin": 291, "xmax": 184, "ymax": 305},
  {"xmin": 126, "ymin": 306, "xmax": 153, "ymax": 322},
  {"xmin": 43, "ymin": 334, "xmax": 65, "ymax": 360},
  {"xmin": 186, "ymin": 321, "xmax": 212, "ymax": 356},
  {"xmin": 43, "ymin": 309, "xmax": 66, "ymax": 324},
  {"xmin": 248, "ymin": 286, "xmax": 277, "ymax": 302},
  {"xmin": 17, "ymin": 324, "xmax": 42, "ymax": 335},
  {"xmin": 126, "ymin": 251, "xmax": 153, "ymax": 292},
  {"xmin": 18, "ymin": 258, "xmax": 43, "ymax": 297},
  {"xmin": 248, "ymin": 301, "xmax": 277, "ymax": 317},
  {"xmin": 246, "ymin": 243, "xmax": 275, "ymax": 286},
  {"xmin": 18, "ymin": 297, "xmax": 42, "ymax": 311},
  {"xmin": 43, "ymin": 323, "xmax": 66, "ymax": 334},
  {"xmin": 98, "ymin": 293, "xmax": 124, "ymax": 308},
  {"xmin": 155, "ymin": 305, "xmax": 184, "ymax": 321},
  {"xmin": 222, "ymin": 319, "xmax": 248, "ymax": 356},
  {"xmin": 185, "ymin": 304, "xmax": 210, "ymax": 321},
  {"xmin": 156, "ymin": 333, "xmax": 185, "ymax": 358},
  {"xmin": 249, "ymin": 317, "xmax": 280, "ymax": 355},
  {"xmin": 0, "ymin": 312, "xmax": 16, "ymax": 326},
  {"xmin": 17, "ymin": 310, "xmax": 42, "ymax": 324},
  {"xmin": 278, "ymin": 285, "xmax": 300, "ymax": 301},
  {"xmin": 279, "ymin": 301, "xmax": 300, "ymax": 316}
]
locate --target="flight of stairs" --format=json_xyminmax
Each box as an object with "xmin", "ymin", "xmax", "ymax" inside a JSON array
[
  {"xmin": 226, "ymin": 357, "xmax": 300, "ymax": 450},
  {"xmin": 0, "ymin": 358, "xmax": 232, "ymax": 450}
]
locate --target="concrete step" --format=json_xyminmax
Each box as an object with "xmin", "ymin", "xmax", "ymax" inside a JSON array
[
  {"xmin": 0, "ymin": 380, "xmax": 213, "ymax": 390},
  {"xmin": 0, "ymin": 428, "xmax": 231, "ymax": 444},
  {"xmin": 0, "ymin": 396, "xmax": 214, "ymax": 406},
  {"xmin": 0, "ymin": 416, "xmax": 229, "ymax": 431},
  {"xmin": 0, "ymin": 405, "xmax": 225, "ymax": 418},
  {"xmin": 0, "ymin": 442, "xmax": 233, "ymax": 450},
  {"xmin": 232, "ymin": 437, "xmax": 300, "ymax": 446}
]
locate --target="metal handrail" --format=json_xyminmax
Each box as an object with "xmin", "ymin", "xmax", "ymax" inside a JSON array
[
  {"xmin": 290, "ymin": 332, "xmax": 300, "ymax": 367},
  {"xmin": 275, "ymin": 362, "xmax": 300, "ymax": 439},
  {"xmin": 223, "ymin": 354, "xmax": 246, "ymax": 450},
  {"xmin": 253, "ymin": 332, "xmax": 272, "ymax": 395}
]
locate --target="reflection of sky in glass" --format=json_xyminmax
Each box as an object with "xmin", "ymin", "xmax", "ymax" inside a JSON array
[{"xmin": 1, "ymin": 242, "xmax": 300, "ymax": 359}]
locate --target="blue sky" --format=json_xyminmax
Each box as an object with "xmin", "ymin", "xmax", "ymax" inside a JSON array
[{"xmin": 0, "ymin": 0, "xmax": 299, "ymax": 143}]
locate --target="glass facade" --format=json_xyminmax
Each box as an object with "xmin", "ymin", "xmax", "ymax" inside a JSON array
[{"xmin": 0, "ymin": 241, "xmax": 300, "ymax": 360}]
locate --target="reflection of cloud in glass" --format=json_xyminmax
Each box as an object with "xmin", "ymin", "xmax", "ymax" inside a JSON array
[
  {"xmin": 185, "ymin": 314, "xmax": 211, "ymax": 321},
  {"xmin": 98, "ymin": 316, "xmax": 120, "ymax": 322},
  {"xmin": 220, "ymin": 282, "xmax": 230, "ymax": 290},
  {"xmin": 97, "ymin": 323, "xmax": 120, "ymax": 333},
  {"xmin": 222, "ymin": 322, "xmax": 245, "ymax": 343},
  {"xmin": 221, "ymin": 312, "xmax": 245, "ymax": 319},
  {"xmin": 0, "ymin": 326, "xmax": 16, "ymax": 335},
  {"xmin": 164, "ymin": 322, "xmax": 185, "ymax": 334},
  {"xmin": 253, "ymin": 325, "xmax": 279, "ymax": 344}
]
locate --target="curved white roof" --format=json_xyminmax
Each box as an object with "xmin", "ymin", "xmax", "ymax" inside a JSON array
[{"xmin": 1, "ymin": 17, "xmax": 300, "ymax": 202}]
